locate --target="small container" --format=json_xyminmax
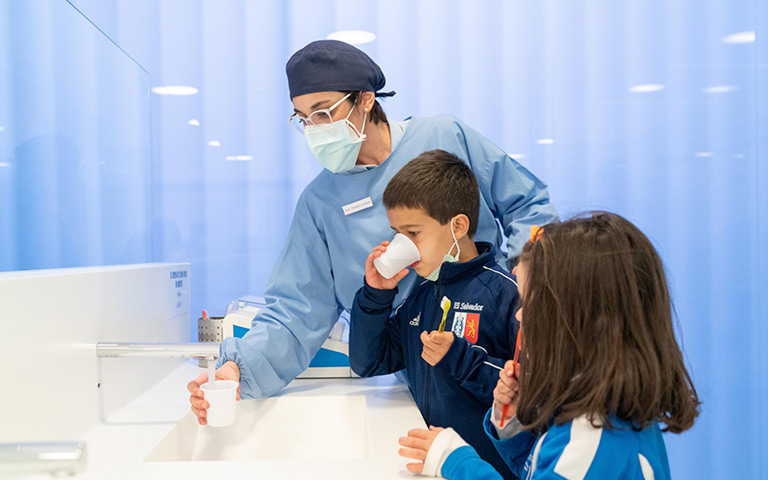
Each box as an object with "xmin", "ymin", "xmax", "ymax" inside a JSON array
[
  {"xmin": 201, "ymin": 380, "xmax": 238, "ymax": 427},
  {"xmin": 197, "ymin": 315, "xmax": 224, "ymax": 366},
  {"xmin": 198, "ymin": 316, "xmax": 225, "ymax": 343}
]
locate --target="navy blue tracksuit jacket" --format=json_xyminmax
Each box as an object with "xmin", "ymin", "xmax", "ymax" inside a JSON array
[{"xmin": 350, "ymin": 243, "xmax": 520, "ymax": 479}]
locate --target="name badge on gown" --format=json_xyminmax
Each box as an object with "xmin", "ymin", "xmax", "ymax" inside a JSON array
[{"xmin": 342, "ymin": 197, "xmax": 374, "ymax": 215}]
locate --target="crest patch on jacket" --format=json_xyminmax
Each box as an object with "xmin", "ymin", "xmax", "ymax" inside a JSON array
[{"xmin": 452, "ymin": 312, "xmax": 480, "ymax": 344}]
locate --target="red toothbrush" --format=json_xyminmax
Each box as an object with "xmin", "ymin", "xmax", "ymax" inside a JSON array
[{"xmin": 500, "ymin": 327, "xmax": 521, "ymax": 427}]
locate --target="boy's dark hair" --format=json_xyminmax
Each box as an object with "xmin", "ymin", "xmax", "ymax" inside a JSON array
[
  {"xmin": 516, "ymin": 211, "xmax": 700, "ymax": 435},
  {"xmin": 383, "ymin": 150, "xmax": 480, "ymax": 237}
]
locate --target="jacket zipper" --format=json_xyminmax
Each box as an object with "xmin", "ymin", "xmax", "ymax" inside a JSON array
[{"xmin": 422, "ymin": 282, "xmax": 443, "ymax": 422}]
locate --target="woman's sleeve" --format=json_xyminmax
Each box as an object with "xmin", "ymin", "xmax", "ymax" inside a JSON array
[
  {"xmin": 218, "ymin": 196, "xmax": 342, "ymax": 398},
  {"xmin": 456, "ymin": 117, "xmax": 560, "ymax": 263}
]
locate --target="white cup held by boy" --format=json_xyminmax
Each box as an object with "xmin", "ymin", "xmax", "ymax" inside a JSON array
[
  {"xmin": 374, "ymin": 233, "xmax": 421, "ymax": 279},
  {"xmin": 200, "ymin": 380, "xmax": 238, "ymax": 427}
]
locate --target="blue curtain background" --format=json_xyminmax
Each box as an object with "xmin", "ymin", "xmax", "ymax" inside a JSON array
[{"xmin": 0, "ymin": 1, "xmax": 765, "ymax": 478}]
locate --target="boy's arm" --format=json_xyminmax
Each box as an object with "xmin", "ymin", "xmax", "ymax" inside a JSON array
[
  {"xmin": 432, "ymin": 335, "xmax": 506, "ymax": 405},
  {"xmin": 349, "ymin": 279, "xmax": 406, "ymax": 377},
  {"xmin": 433, "ymin": 285, "xmax": 521, "ymax": 404}
]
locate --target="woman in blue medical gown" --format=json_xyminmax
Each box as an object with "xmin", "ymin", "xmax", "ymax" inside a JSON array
[{"xmin": 188, "ymin": 39, "xmax": 559, "ymax": 418}]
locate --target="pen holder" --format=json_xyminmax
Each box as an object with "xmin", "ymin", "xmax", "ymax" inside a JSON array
[{"xmin": 197, "ymin": 316, "xmax": 224, "ymax": 366}]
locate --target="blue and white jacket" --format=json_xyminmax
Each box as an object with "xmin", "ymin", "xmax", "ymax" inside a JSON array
[
  {"xmin": 350, "ymin": 242, "xmax": 520, "ymax": 479},
  {"xmin": 425, "ymin": 407, "xmax": 672, "ymax": 480}
]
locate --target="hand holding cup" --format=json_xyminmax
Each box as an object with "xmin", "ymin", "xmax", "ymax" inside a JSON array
[{"xmin": 366, "ymin": 234, "xmax": 420, "ymax": 289}]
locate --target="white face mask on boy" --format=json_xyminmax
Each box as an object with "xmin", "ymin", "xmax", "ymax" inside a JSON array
[{"xmin": 424, "ymin": 217, "xmax": 461, "ymax": 282}]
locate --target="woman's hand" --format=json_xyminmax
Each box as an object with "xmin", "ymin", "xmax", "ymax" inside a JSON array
[
  {"xmin": 494, "ymin": 360, "xmax": 521, "ymax": 423},
  {"xmin": 365, "ymin": 241, "xmax": 410, "ymax": 290},
  {"xmin": 397, "ymin": 427, "xmax": 444, "ymax": 473},
  {"xmin": 187, "ymin": 361, "xmax": 241, "ymax": 425}
]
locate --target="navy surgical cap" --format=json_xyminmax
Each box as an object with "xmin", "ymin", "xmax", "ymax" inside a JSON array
[{"xmin": 286, "ymin": 40, "xmax": 396, "ymax": 99}]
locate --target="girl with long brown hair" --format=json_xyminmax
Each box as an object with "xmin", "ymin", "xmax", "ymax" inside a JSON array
[{"xmin": 398, "ymin": 211, "xmax": 700, "ymax": 479}]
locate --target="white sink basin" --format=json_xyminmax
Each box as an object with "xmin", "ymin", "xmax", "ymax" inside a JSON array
[{"xmin": 145, "ymin": 395, "xmax": 369, "ymax": 462}]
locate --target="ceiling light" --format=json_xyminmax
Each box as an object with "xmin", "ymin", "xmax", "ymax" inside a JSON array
[
  {"xmin": 151, "ymin": 86, "xmax": 199, "ymax": 96},
  {"xmin": 701, "ymin": 85, "xmax": 737, "ymax": 93},
  {"xmin": 722, "ymin": 31, "xmax": 755, "ymax": 44},
  {"xmin": 188, "ymin": 119, "xmax": 200, "ymax": 126},
  {"xmin": 695, "ymin": 152, "xmax": 713, "ymax": 157},
  {"xmin": 508, "ymin": 153, "xmax": 526, "ymax": 159},
  {"xmin": 226, "ymin": 155, "xmax": 253, "ymax": 161},
  {"xmin": 0, "ymin": 162, "xmax": 11, "ymax": 167},
  {"xmin": 536, "ymin": 139, "xmax": 554, "ymax": 145},
  {"xmin": 207, "ymin": 141, "xmax": 221, "ymax": 147},
  {"xmin": 0, "ymin": 126, "xmax": 5, "ymax": 131},
  {"xmin": 629, "ymin": 84, "xmax": 665, "ymax": 93},
  {"xmin": 326, "ymin": 30, "xmax": 376, "ymax": 45}
]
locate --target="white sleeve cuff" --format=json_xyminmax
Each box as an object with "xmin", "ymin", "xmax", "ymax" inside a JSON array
[
  {"xmin": 421, "ymin": 428, "xmax": 469, "ymax": 477},
  {"xmin": 491, "ymin": 404, "xmax": 526, "ymax": 439}
]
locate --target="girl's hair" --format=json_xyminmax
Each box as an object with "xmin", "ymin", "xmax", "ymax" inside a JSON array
[{"xmin": 516, "ymin": 211, "xmax": 700, "ymax": 434}]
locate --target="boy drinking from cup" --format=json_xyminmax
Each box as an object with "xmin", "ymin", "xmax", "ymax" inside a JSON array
[{"xmin": 349, "ymin": 149, "xmax": 520, "ymax": 479}]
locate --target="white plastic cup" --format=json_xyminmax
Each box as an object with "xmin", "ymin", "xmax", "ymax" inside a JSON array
[
  {"xmin": 374, "ymin": 233, "xmax": 421, "ymax": 279},
  {"xmin": 201, "ymin": 380, "xmax": 238, "ymax": 427}
]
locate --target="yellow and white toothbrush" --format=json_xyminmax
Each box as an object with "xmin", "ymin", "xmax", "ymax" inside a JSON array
[{"xmin": 437, "ymin": 296, "xmax": 451, "ymax": 333}]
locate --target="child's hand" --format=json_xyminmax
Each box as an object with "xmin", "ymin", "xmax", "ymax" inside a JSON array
[
  {"xmin": 365, "ymin": 241, "xmax": 410, "ymax": 290},
  {"xmin": 420, "ymin": 330, "xmax": 454, "ymax": 366},
  {"xmin": 397, "ymin": 427, "xmax": 445, "ymax": 473},
  {"xmin": 494, "ymin": 360, "xmax": 521, "ymax": 422}
]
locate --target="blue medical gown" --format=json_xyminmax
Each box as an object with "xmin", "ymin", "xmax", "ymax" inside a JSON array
[{"xmin": 219, "ymin": 114, "xmax": 558, "ymax": 398}]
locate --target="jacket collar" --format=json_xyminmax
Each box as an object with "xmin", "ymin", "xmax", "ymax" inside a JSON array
[{"xmin": 434, "ymin": 242, "xmax": 499, "ymax": 284}]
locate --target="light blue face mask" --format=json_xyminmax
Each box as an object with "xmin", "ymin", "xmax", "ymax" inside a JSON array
[
  {"xmin": 304, "ymin": 106, "xmax": 367, "ymax": 173},
  {"xmin": 424, "ymin": 218, "xmax": 461, "ymax": 282}
]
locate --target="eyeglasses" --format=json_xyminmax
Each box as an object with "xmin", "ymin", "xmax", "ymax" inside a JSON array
[{"xmin": 287, "ymin": 93, "xmax": 352, "ymax": 133}]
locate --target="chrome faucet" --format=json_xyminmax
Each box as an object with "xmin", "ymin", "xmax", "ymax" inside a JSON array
[{"xmin": 96, "ymin": 342, "xmax": 220, "ymax": 360}]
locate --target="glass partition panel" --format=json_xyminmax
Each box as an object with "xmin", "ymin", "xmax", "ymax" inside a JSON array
[{"xmin": 0, "ymin": 0, "xmax": 151, "ymax": 271}]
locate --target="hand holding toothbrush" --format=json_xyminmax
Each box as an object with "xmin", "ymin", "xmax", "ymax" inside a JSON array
[
  {"xmin": 420, "ymin": 296, "xmax": 455, "ymax": 365},
  {"xmin": 494, "ymin": 359, "xmax": 521, "ymax": 427}
]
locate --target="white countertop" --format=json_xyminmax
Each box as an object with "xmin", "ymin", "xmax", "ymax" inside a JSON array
[{"xmin": 67, "ymin": 362, "xmax": 427, "ymax": 480}]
